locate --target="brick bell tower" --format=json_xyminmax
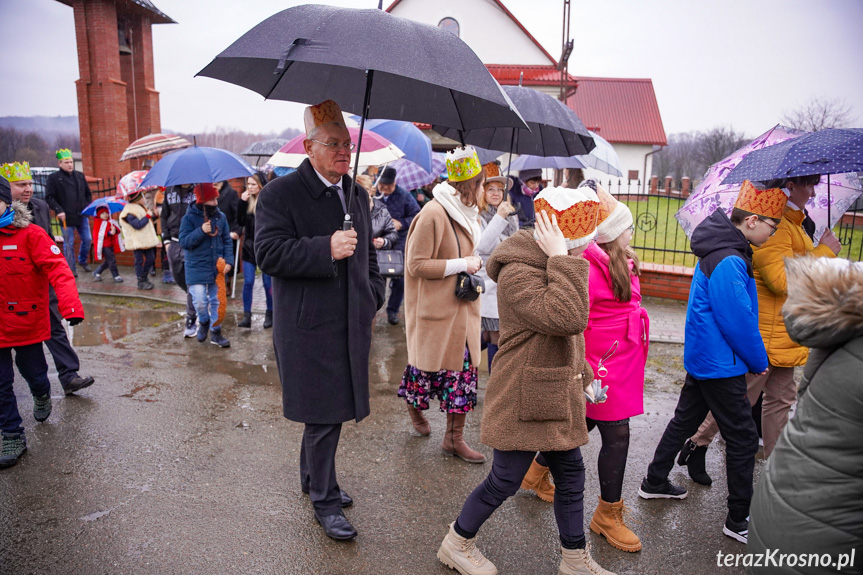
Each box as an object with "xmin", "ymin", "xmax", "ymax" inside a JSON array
[{"xmin": 56, "ymin": 0, "xmax": 174, "ymax": 182}]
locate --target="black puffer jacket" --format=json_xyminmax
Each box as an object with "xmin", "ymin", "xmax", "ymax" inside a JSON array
[
  {"xmin": 236, "ymin": 197, "xmax": 258, "ymax": 266},
  {"xmin": 747, "ymin": 257, "xmax": 863, "ymax": 573},
  {"xmin": 217, "ymin": 181, "xmax": 241, "ymax": 236},
  {"xmin": 370, "ymin": 197, "xmax": 398, "ymax": 249}
]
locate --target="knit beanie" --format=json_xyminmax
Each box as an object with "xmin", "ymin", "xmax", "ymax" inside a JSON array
[
  {"xmin": 580, "ymin": 179, "xmax": 634, "ymax": 244},
  {"xmin": 195, "ymin": 183, "xmax": 220, "ymax": 204}
]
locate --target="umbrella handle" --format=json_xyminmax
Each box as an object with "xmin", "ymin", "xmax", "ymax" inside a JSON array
[
  {"xmin": 231, "ymin": 237, "xmax": 241, "ymax": 299},
  {"xmin": 346, "ymin": 69, "xmax": 376, "ymax": 231}
]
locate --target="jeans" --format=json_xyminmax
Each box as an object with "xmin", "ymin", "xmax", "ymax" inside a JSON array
[
  {"xmin": 1, "ymin": 344, "xmax": 51, "ymax": 435},
  {"xmin": 189, "ymin": 284, "xmax": 219, "ymax": 325},
  {"xmin": 646, "ymin": 373, "xmax": 758, "ymax": 521},
  {"xmin": 62, "ymin": 217, "xmax": 92, "ymax": 269},
  {"xmin": 95, "ymin": 246, "xmax": 119, "ymax": 277},
  {"xmin": 242, "ymin": 260, "xmax": 272, "ymax": 313},
  {"xmin": 457, "ymin": 448, "xmax": 586, "ymax": 547},
  {"xmin": 133, "ymin": 248, "xmax": 155, "ymax": 279}
]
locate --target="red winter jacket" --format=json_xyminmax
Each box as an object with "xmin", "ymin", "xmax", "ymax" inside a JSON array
[{"xmin": 1, "ymin": 201, "xmax": 83, "ymax": 348}]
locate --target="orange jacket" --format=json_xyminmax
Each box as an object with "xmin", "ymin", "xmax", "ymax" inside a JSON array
[{"xmin": 751, "ymin": 208, "xmax": 835, "ymax": 367}]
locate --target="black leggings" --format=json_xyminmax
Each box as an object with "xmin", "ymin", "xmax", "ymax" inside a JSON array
[{"xmin": 586, "ymin": 417, "xmax": 630, "ymax": 503}]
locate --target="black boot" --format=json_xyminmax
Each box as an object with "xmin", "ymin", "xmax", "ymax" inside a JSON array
[
  {"xmin": 678, "ymin": 439, "xmax": 712, "ymax": 486},
  {"xmin": 263, "ymin": 310, "xmax": 273, "ymax": 329},
  {"xmin": 137, "ymin": 277, "xmax": 154, "ymax": 290},
  {"xmin": 238, "ymin": 312, "xmax": 252, "ymax": 328}
]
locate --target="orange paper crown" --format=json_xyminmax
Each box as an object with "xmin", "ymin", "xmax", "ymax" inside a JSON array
[
  {"xmin": 304, "ymin": 99, "xmax": 345, "ymax": 135},
  {"xmin": 734, "ymin": 180, "xmax": 789, "ymax": 220},
  {"xmin": 534, "ymin": 186, "xmax": 600, "ymax": 242},
  {"xmin": 484, "ymin": 163, "xmax": 501, "ymax": 179}
]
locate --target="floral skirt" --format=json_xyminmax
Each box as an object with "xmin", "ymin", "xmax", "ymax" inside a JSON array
[{"xmin": 398, "ymin": 347, "xmax": 478, "ymax": 414}]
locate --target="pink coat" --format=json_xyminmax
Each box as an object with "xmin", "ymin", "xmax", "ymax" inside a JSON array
[{"xmin": 583, "ymin": 243, "xmax": 649, "ymax": 421}]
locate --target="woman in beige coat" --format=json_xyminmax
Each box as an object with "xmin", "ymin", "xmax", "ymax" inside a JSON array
[
  {"xmin": 437, "ymin": 186, "xmax": 615, "ymax": 575},
  {"xmin": 398, "ymin": 146, "xmax": 485, "ymax": 464}
]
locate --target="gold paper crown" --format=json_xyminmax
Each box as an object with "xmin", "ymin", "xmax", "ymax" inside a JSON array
[
  {"xmin": 534, "ymin": 186, "xmax": 601, "ymax": 241},
  {"xmin": 446, "ymin": 146, "xmax": 482, "ymax": 182},
  {"xmin": 0, "ymin": 161, "xmax": 32, "ymax": 182},
  {"xmin": 734, "ymin": 180, "xmax": 789, "ymax": 220},
  {"xmin": 304, "ymin": 100, "xmax": 345, "ymax": 135},
  {"xmin": 56, "ymin": 149, "xmax": 72, "ymax": 160}
]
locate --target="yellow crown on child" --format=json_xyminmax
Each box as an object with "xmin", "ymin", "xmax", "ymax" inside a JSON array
[
  {"xmin": 734, "ymin": 180, "xmax": 789, "ymax": 220},
  {"xmin": 56, "ymin": 149, "xmax": 73, "ymax": 160},
  {"xmin": 0, "ymin": 161, "xmax": 32, "ymax": 182},
  {"xmin": 445, "ymin": 146, "xmax": 482, "ymax": 182}
]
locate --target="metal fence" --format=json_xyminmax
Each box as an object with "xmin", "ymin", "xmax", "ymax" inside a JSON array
[{"xmin": 603, "ymin": 179, "xmax": 863, "ymax": 265}]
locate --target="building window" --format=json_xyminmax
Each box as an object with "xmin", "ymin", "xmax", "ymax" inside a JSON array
[
  {"xmin": 438, "ymin": 17, "xmax": 460, "ymax": 37},
  {"xmin": 628, "ymin": 170, "xmax": 639, "ymax": 181}
]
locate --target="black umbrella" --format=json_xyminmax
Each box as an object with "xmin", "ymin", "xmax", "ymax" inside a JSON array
[
  {"xmin": 197, "ymin": 4, "xmax": 526, "ymax": 229},
  {"xmin": 434, "ymin": 85, "xmax": 594, "ymax": 158}
]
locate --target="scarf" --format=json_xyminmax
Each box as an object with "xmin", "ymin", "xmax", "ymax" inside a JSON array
[
  {"xmin": 0, "ymin": 207, "xmax": 14, "ymax": 229},
  {"xmin": 521, "ymin": 181, "xmax": 539, "ymax": 198},
  {"xmin": 432, "ymin": 181, "xmax": 481, "ymax": 246},
  {"xmin": 480, "ymin": 205, "xmax": 519, "ymax": 238}
]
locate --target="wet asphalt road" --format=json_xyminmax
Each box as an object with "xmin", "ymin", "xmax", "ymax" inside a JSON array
[{"xmin": 0, "ymin": 296, "xmax": 759, "ymax": 575}]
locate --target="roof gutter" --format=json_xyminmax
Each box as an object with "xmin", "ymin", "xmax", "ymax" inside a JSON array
[{"xmin": 643, "ymin": 145, "xmax": 663, "ymax": 192}]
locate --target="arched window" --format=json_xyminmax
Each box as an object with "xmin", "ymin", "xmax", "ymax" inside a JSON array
[{"xmin": 438, "ymin": 17, "xmax": 460, "ymax": 37}]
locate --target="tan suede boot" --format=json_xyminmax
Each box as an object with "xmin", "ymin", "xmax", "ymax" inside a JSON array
[
  {"xmin": 589, "ymin": 497, "xmax": 642, "ymax": 552},
  {"xmin": 407, "ymin": 404, "xmax": 431, "ymax": 436},
  {"xmin": 558, "ymin": 544, "xmax": 617, "ymax": 575},
  {"xmin": 520, "ymin": 459, "xmax": 555, "ymax": 502},
  {"xmin": 437, "ymin": 522, "xmax": 498, "ymax": 575},
  {"xmin": 441, "ymin": 413, "xmax": 486, "ymax": 463}
]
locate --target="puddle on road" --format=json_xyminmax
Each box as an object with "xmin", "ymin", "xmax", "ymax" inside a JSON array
[{"xmin": 69, "ymin": 297, "xmax": 180, "ymax": 346}]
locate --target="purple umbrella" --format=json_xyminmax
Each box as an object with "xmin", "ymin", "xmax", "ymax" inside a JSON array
[
  {"xmin": 675, "ymin": 125, "xmax": 862, "ymax": 243},
  {"xmin": 384, "ymin": 155, "xmax": 446, "ymax": 191}
]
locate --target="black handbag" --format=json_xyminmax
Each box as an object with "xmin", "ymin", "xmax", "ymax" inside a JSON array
[
  {"xmin": 448, "ymin": 217, "xmax": 485, "ymax": 301},
  {"xmin": 376, "ymin": 249, "xmax": 404, "ymax": 278}
]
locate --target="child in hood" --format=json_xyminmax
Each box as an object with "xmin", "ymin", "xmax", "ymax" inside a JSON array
[{"xmin": 91, "ymin": 205, "xmax": 124, "ymax": 282}]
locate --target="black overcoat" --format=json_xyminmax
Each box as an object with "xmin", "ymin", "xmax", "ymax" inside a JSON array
[{"xmin": 255, "ymin": 159, "xmax": 385, "ymax": 424}]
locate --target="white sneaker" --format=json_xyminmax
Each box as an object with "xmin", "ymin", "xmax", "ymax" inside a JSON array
[{"xmin": 437, "ymin": 522, "xmax": 498, "ymax": 575}]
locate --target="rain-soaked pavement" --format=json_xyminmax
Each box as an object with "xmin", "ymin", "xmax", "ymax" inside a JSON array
[{"xmin": 0, "ymin": 295, "xmax": 761, "ymax": 575}]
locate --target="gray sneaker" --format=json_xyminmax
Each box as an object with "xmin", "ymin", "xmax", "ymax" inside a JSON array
[
  {"xmin": 33, "ymin": 394, "xmax": 52, "ymax": 422},
  {"xmin": 183, "ymin": 316, "xmax": 197, "ymax": 338},
  {"xmin": 0, "ymin": 433, "xmax": 27, "ymax": 469}
]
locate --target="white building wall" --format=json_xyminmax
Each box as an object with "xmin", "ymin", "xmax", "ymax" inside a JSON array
[
  {"xmin": 581, "ymin": 144, "xmax": 654, "ymax": 193},
  {"xmin": 389, "ymin": 0, "xmax": 553, "ymax": 65}
]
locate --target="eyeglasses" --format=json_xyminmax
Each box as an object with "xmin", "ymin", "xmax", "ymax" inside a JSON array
[
  {"xmin": 310, "ymin": 139, "xmax": 356, "ymax": 152},
  {"xmin": 628, "ymin": 224, "xmax": 635, "ymax": 233},
  {"xmin": 759, "ymin": 218, "xmax": 778, "ymax": 236}
]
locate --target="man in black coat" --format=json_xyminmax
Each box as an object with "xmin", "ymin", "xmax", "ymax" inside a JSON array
[
  {"xmin": 45, "ymin": 150, "xmax": 93, "ymax": 277},
  {"xmin": 3, "ymin": 161, "xmax": 95, "ymax": 395},
  {"xmin": 255, "ymin": 100, "xmax": 385, "ymax": 541}
]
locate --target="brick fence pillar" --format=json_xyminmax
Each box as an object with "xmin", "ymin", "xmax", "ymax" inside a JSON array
[
  {"xmin": 664, "ymin": 176, "xmax": 672, "ymax": 195},
  {"xmin": 650, "ymin": 175, "xmax": 658, "ymax": 195},
  {"xmin": 681, "ymin": 176, "xmax": 691, "ymax": 198}
]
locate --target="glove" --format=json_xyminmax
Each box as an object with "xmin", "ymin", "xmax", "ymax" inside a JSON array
[
  {"xmin": 584, "ymin": 379, "xmax": 609, "ymax": 404},
  {"xmin": 67, "ymin": 317, "xmax": 84, "ymax": 326}
]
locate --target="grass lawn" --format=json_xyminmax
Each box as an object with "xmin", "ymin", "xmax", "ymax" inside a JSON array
[{"xmin": 617, "ymin": 196, "xmax": 863, "ymax": 266}]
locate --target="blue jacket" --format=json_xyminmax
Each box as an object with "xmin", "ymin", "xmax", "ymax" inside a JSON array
[
  {"xmin": 178, "ymin": 204, "xmax": 234, "ymax": 286},
  {"xmin": 380, "ymin": 185, "xmax": 420, "ymax": 251},
  {"xmin": 683, "ymin": 209, "xmax": 768, "ymax": 379}
]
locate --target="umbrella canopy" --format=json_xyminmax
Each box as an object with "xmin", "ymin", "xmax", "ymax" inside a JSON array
[
  {"xmin": 383, "ymin": 155, "xmax": 446, "ymax": 191},
  {"xmin": 722, "ymin": 127, "xmax": 863, "ymax": 185},
  {"xmin": 350, "ymin": 117, "xmax": 432, "ymax": 172},
  {"xmin": 676, "ymin": 125, "xmax": 863, "ymax": 241},
  {"xmin": 504, "ymin": 131, "xmax": 623, "ymax": 177},
  {"xmin": 82, "ymin": 197, "xmax": 126, "ymax": 216},
  {"xmin": 267, "ymin": 128, "xmax": 403, "ymax": 168},
  {"xmin": 434, "ymin": 85, "xmax": 594, "ymax": 157},
  {"xmin": 140, "ymin": 146, "xmax": 256, "ymax": 188},
  {"xmin": 196, "ymin": 4, "xmax": 525, "ymax": 133},
  {"xmin": 115, "ymin": 170, "xmax": 162, "ymax": 200},
  {"xmin": 242, "ymin": 139, "xmax": 289, "ymax": 157},
  {"xmin": 119, "ymin": 133, "xmax": 192, "ymax": 162}
]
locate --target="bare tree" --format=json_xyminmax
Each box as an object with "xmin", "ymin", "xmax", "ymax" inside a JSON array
[
  {"xmin": 780, "ymin": 97, "xmax": 856, "ymax": 132},
  {"xmin": 695, "ymin": 126, "xmax": 748, "ymax": 170}
]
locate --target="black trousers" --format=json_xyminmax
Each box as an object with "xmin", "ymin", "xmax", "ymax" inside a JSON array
[
  {"xmin": 646, "ymin": 373, "xmax": 758, "ymax": 520},
  {"xmin": 95, "ymin": 246, "xmax": 119, "ymax": 277},
  {"xmin": 43, "ymin": 287, "xmax": 80, "ymax": 389},
  {"xmin": 299, "ymin": 423, "xmax": 343, "ymax": 516},
  {"xmin": 133, "ymin": 248, "xmax": 155, "ymax": 280}
]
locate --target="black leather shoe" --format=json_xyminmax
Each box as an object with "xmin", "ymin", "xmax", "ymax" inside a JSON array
[
  {"xmin": 302, "ymin": 486, "xmax": 353, "ymax": 508},
  {"xmin": 387, "ymin": 311, "xmax": 399, "ymax": 325},
  {"xmin": 64, "ymin": 376, "xmax": 95, "ymax": 395},
  {"xmin": 314, "ymin": 512, "xmax": 357, "ymax": 540}
]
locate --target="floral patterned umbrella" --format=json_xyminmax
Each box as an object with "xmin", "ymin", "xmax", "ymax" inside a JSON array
[
  {"xmin": 675, "ymin": 125, "xmax": 862, "ymax": 243},
  {"xmin": 115, "ymin": 170, "xmax": 162, "ymax": 200}
]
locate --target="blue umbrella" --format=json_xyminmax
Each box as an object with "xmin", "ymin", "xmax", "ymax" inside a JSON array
[
  {"xmin": 140, "ymin": 146, "xmax": 256, "ymax": 188},
  {"xmin": 350, "ymin": 116, "xmax": 432, "ymax": 172},
  {"xmin": 722, "ymin": 128, "xmax": 863, "ymax": 185},
  {"xmin": 82, "ymin": 197, "xmax": 126, "ymax": 216}
]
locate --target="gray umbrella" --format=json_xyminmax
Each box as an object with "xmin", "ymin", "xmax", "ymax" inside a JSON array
[
  {"xmin": 242, "ymin": 139, "xmax": 289, "ymax": 157},
  {"xmin": 434, "ymin": 85, "xmax": 594, "ymax": 157},
  {"xmin": 196, "ymin": 4, "xmax": 526, "ymax": 228}
]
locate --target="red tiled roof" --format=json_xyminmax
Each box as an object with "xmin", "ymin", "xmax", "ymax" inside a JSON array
[
  {"xmin": 486, "ymin": 65, "xmax": 577, "ymax": 89},
  {"xmin": 566, "ymin": 77, "xmax": 666, "ymax": 146},
  {"xmin": 386, "ymin": 0, "xmax": 557, "ymax": 65}
]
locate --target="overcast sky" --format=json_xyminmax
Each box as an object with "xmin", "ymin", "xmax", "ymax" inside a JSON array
[{"xmin": 3, "ymin": 0, "xmax": 862, "ymax": 138}]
